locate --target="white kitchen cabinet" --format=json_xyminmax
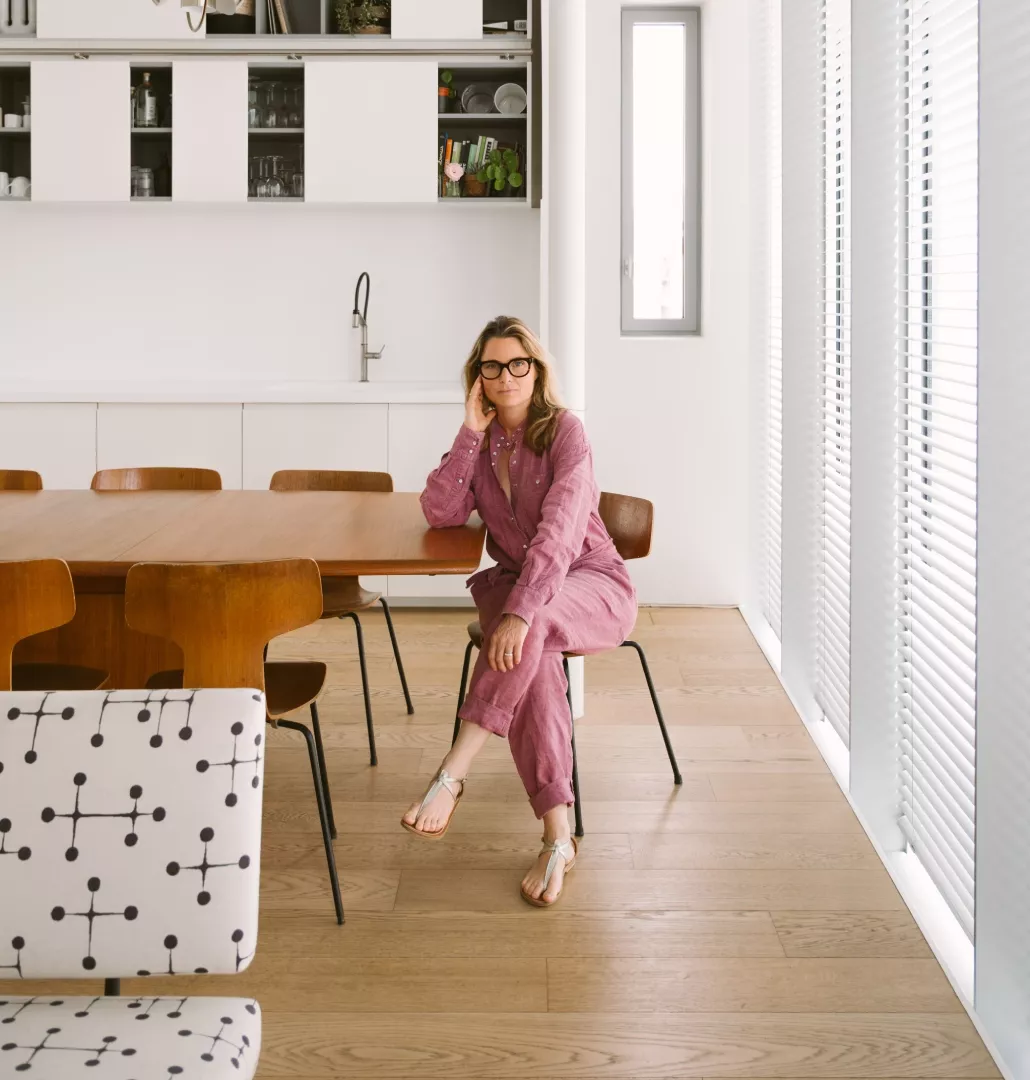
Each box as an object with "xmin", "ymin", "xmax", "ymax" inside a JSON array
[
  {"xmin": 243, "ymin": 403, "xmax": 389, "ymax": 593},
  {"xmin": 305, "ymin": 60, "xmax": 438, "ymax": 204},
  {"xmin": 96, "ymin": 404, "xmax": 243, "ymax": 488},
  {"xmin": 241, "ymin": 404, "xmax": 389, "ymax": 488},
  {"xmin": 36, "ymin": 0, "xmax": 202, "ymax": 40},
  {"xmin": 387, "ymin": 403, "xmax": 485, "ymax": 601},
  {"xmin": 391, "ymin": 0, "xmax": 482, "ymax": 39},
  {"xmin": 32, "ymin": 60, "xmax": 130, "ymax": 203},
  {"xmin": 0, "ymin": 404, "xmax": 97, "ymax": 489},
  {"xmin": 173, "ymin": 61, "xmax": 248, "ymax": 203}
]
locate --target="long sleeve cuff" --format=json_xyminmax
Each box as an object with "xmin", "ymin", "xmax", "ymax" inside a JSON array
[{"xmin": 501, "ymin": 583, "xmax": 549, "ymax": 627}]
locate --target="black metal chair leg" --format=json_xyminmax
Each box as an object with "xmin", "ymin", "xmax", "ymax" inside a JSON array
[
  {"xmin": 622, "ymin": 639, "xmax": 683, "ymax": 784},
  {"xmin": 380, "ymin": 597, "xmax": 414, "ymax": 715},
  {"xmin": 309, "ymin": 700, "xmax": 336, "ymax": 840},
  {"xmin": 277, "ymin": 717, "xmax": 345, "ymax": 925},
  {"xmin": 343, "ymin": 612, "xmax": 377, "ymax": 767},
  {"xmin": 564, "ymin": 657, "xmax": 584, "ymax": 838},
  {"xmin": 452, "ymin": 639, "xmax": 475, "ymax": 747}
]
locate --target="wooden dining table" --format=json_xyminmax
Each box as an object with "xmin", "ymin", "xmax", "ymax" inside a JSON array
[{"xmin": 0, "ymin": 489, "xmax": 486, "ymax": 688}]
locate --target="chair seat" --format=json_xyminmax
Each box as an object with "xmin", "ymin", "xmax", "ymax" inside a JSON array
[
  {"xmin": 0, "ymin": 995, "xmax": 260, "ymax": 1078},
  {"xmin": 11, "ymin": 661, "xmax": 108, "ymax": 691},
  {"xmin": 146, "ymin": 662, "xmax": 327, "ymax": 721},
  {"xmin": 320, "ymin": 576, "xmax": 381, "ymax": 618}
]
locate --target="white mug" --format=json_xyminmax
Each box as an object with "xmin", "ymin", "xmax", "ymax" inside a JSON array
[
  {"xmin": 3, "ymin": 114, "xmax": 21, "ymax": 129},
  {"xmin": 9, "ymin": 176, "xmax": 30, "ymax": 199}
]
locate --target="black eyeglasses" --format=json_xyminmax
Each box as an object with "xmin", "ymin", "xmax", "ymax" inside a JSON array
[{"xmin": 478, "ymin": 358, "xmax": 535, "ymax": 380}]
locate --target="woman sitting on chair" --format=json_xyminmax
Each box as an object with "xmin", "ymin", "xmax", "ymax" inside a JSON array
[{"xmin": 402, "ymin": 315, "xmax": 637, "ymax": 907}]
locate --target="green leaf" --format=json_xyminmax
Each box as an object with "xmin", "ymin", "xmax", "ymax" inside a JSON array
[
  {"xmin": 489, "ymin": 149, "xmax": 502, "ymax": 164},
  {"xmin": 486, "ymin": 164, "xmax": 496, "ymax": 180},
  {"xmin": 476, "ymin": 169, "xmax": 488, "ymax": 183},
  {"xmin": 493, "ymin": 177, "xmax": 505, "ymax": 191},
  {"xmin": 440, "ymin": 69, "xmax": 453, "ymax": 85},
  {"xmin": 502, "ymin": 149, "xmax": 517, "ymax": 167},
  {"xmin": 509, "ymin": 172, "xmax": 523, "ymax": 188}
]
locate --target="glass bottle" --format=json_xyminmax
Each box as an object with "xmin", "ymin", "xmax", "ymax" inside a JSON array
[{"xmin": 135, "ymin": 72, "xmax": 158, "ymax": 129}]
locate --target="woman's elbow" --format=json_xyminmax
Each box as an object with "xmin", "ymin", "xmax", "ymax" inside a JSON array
[{"xmin": 421, "ymin": 499, "xmax": 467, "ymax": 529}]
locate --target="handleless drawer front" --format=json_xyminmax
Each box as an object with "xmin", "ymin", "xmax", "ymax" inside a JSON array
[
  {"xmin": 305, "ymin": 60, "xmax": 438, "ymax": 204},
  {"xmin": 37, "ymin": 0, "xmax": 203, "ymax": 40},
  {"xmin": 32, "ymin": 60, "xmax": 130, "ymax": 203},
  {"xmin": 173, "ymin": 61, "xmax": 249, "ymax": 203},
  {"xmin": 97, "ymin": 404, "xmax": 243, "ymax": 489},
  {"xmin": 0, "ymin": 404, "xmax": 97, "ymax": 490},
  {"xmin": 391, "ymin": 0, "xmax": 482, "ymax": 39}
]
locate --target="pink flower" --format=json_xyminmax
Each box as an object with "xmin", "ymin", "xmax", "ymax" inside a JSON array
[{"xmin": 444, "ymin": 162, "xmax": 465, "ymax": 182}]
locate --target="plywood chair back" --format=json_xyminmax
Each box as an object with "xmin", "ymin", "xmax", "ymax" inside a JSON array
[
  {"xmin": 269, "ymin": 469, "xmax": 394, "ymax": 493},
  {"xmin": 0, "ymin": 559, "xmax": 76, "ymax": 691},
  {"xmin": 598, "ymin": 492, "xmax": 653, "ymax": 561},
  {"xmin": 0, "ymin": 470, "xmax": 43, "ymax": 491},
  {"xmin": 124, "ymin": 559, "xmax": 323, "ymax": 691},
  {"xmin": 91, "ymin": 467, "xmax": 223, "ymax": 491}
]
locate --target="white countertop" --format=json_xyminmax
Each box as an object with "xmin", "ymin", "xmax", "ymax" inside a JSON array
[{"xmin": 0, "ymin": 380, "xmax": 466, "ymax": 405}]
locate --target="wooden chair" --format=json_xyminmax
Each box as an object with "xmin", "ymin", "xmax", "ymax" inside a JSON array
[
  {"xmin": 269, "ymin": 470, "xmax": 415, "ymax": 772},
  {"xmin": 124, "ymin": 558, "xmax": 345, "ymax": 924},
  {"xmin": 452, "ymin": 492, "xmax": 682, "ymax": 838},
  {"xmin": 0, "ymin": 558, "xmax": 109, "ymax": 693},
  {"xmin": 0, "ymin": 469, "xmax": 43, "ymax": 491},
  {"xmin": 91, "ymin": 467, "xmax": 222, "ymax": 491}
]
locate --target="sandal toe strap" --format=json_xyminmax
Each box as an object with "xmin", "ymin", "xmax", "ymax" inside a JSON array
[
  {"xmin": 539, "ymin": 838, "xmax": 576, "ymax": 894},
  {"xmin": 416, "ymin": 768, "xmax": 465, "ymax": 821}
]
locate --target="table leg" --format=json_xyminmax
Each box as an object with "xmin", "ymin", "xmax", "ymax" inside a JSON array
[{"xmin": 13, "ymin": 579, "xmax": 183, "ymax": 690}]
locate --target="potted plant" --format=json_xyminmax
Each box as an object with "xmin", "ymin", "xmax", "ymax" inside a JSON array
[
  {"xmin": 334, "ymin": 0, "xmax": 390, "ymax": 34},
  {"xmin": 476, "ymin": 147, "xmax": 524, "ymax": 197}
]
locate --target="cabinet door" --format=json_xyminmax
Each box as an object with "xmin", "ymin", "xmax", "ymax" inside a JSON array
[
  {"xmin": 386, "ymin": 403, "xmax": 487, "ymax": 600},
  {"xmin": 37, "ymin": 0, "xmax": 202, "ymax": 40},
  {"xmin": 0, "ymin": 404, "xmax": 97, "ymax": 489},
  {"xmin": 243, "ymin": 403, "xmax": 390, "ymax": 594},
  {"xmin": 306, "ymin": 61, "xmax": 438, "ymax": 203},
  {"xmin": 391, "ymin": 0, "xmax": 482, "ymax": 40},
  {"xmin": 32, "ymin": 60, "xmax": 129, "ymax": 203},
  {"xmin": 173, "ymin": 61, "xmax": 248, "ymax": 203},
  {"xmin": 97, "ymin": 405, "xmax": 243, "ymax": 489}
]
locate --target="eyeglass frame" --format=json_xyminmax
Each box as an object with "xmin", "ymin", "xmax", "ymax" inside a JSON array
[{"xmin": 478, "ymin": 357, "xmax": 536, "ymax": 380}]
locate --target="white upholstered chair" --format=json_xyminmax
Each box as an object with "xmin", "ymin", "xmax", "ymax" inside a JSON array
[{"xmin": 0, "ymin": 688, "xmax": 266, "ymax": 1079}]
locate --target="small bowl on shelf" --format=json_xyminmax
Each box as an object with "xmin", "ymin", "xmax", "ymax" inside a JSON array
[{"xmin": 494, "ymin": 83, "xmax": 527, "ymax": 115}]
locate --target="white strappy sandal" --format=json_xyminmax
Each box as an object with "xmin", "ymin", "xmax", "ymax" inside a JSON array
[
  {"xmin": 521, "ymin": 836, "xmax": 579, "ymax": 908},
  {"xmin": 401, "ymin": 768, "xmax": 466, "ymax": 841}
]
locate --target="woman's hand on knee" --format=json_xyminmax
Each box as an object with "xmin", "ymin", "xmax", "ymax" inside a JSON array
[{"xmin": 488, "ymin": 613, "xmax": 529, "ymax": 672}]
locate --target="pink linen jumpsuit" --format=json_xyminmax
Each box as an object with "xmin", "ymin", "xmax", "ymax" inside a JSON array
[{"xmin": 420, "ymin": 410, "xmax": 638, "ymax": 818}]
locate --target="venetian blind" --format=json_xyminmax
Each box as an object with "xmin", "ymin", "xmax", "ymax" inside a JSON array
[{"xmin": 897, "ymin": 0, "xmax": 979, "ymax": 941}]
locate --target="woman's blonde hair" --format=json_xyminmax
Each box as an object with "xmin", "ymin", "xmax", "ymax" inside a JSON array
[{"xmin": 462, "ymin": 315, "xmax": 564, "ymax": 454}]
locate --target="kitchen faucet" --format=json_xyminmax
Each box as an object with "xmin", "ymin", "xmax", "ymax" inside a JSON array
[{"xmin": 352, "ymin": 271, "xmax": 384, "ymax": 383}]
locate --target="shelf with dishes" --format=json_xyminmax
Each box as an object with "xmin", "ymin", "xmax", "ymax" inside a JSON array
[
  {"xmin": 437, "ymin": 65, "xmax": 527, "ymax": 201},
  {"xmin": 248, "ymin": 67, "xmax": 305, "ymax": 199},
  {"xmin": 130, "ymin": 66, "xmax": 173, "ymax": 199},
  {"xmin": 0, "ymin": 65, "xmax": 31, "ymax": 201}
]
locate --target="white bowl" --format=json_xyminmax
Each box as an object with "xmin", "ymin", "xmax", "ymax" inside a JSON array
[{"xmin": 494, "ymin": 83, "xmax": 527, "ymax": 115}]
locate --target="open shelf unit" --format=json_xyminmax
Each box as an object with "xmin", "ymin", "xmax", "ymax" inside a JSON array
[
  {"xmin": 438, "ymin": 63, "xmax": 528, "ymax": 201},
  {"xmin": 205, "ymin": 0, "xmax": 527, "ymax": 38},
  {"xmin": 248, "ymin": 66, "xmax": 304, "ymax": 200},
  {"xmin": 130, "ymin": 65, "xmax": 172, "ymax": 198},
  {"xmin": 0, "ymin": 66, "xmax": 31, "ymax": 200}
]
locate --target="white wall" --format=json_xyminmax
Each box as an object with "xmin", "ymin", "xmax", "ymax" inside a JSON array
[
  {"xmin": 0, "ymin": 205, "xmax": 539, "ymax": 386},
  {"xmin": 584, "ymin": 0, "xmax": 751, "ymax": 605}
]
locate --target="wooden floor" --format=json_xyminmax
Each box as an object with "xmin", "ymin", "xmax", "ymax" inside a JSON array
[{"xmin": 2, "ymin": 608, "xmax": 999, "ymax": 1079}]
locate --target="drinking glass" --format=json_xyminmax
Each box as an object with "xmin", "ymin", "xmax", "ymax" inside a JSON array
[
  {"xmin": 267, "ymin": 155, "xmax": 286, "ymax": 198},
  {"xmin": 291, "ymin": 171, "xmax": 304, "ymax": 199},
  {"xmin": 287, "ymin": 85, "xmax": 303, "ymax": 129},
  {"xmin": 248, "ymin": 78, "xmax": 262, "ymax": 128}
]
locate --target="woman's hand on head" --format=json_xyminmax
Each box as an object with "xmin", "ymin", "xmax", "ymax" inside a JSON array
[
  {"xmin": 487, "ymin": 613, "xmax": 529, "ymax": 672},
  {"xmin": 465, "ymin": 375, "xmax": 494, "ymax": 434}
]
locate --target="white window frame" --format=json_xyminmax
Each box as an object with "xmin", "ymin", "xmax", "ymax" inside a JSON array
[{"xmin": 620, "ymin": 6, "xmax": 701, "ymax": 334}]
